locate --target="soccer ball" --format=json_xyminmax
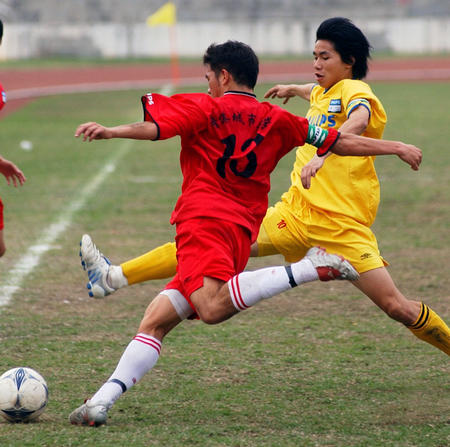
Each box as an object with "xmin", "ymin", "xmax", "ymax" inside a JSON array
[{"xmin": 0, "ymin": 367, "xmax": 48, "ymax": 422}]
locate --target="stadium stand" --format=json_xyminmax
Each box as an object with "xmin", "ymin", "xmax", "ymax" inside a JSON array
[{"xmin": 1, "ymin": 0, "xmax": 449, "ymax": 23}]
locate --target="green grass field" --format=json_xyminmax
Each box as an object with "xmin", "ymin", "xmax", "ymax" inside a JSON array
[{"xmin": 0, "ymin": 81, "xmax": 448, "ymax": 446}]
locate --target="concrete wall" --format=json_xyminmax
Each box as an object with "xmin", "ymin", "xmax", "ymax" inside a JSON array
[{"xmin": 1, "ymin": 18, "xmax": 450, "ymax": 60}]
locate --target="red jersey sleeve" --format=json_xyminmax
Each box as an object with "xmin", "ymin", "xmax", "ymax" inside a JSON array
[
  {"xmin": 141, "ymin": 92, "xmax": 210, "ymax": 140},
  {"xmin": 0, "ymin": 82, "xmax": 6, "ymax": 111}
]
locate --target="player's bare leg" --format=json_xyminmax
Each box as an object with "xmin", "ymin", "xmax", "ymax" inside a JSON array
[{"xmin": 354, "ymin": 267, "xmax": 450, "ymax": 355}]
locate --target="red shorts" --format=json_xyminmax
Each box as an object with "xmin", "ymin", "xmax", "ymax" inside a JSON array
[
  {"xmin": 0, "ymin": 198, "xmax": 3, "ymax": 230},
  {"xmin": 165, "ymin": 217, "xmax": 251, "ymax": 313}
]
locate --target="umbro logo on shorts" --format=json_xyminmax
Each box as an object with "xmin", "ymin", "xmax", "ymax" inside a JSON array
[{"xmin": 360, "ymin": 253, "xmax": 372, "ymax": 260}]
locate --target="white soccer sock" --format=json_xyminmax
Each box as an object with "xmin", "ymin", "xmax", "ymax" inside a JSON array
[
  {"xmin": 107, "ymin": 265, "xmax": 129, "ymax": 289},
  {"xmin": 228, "ymin": 258, "xmax": 318, "ymax": 311},
  {"xmin": 90, "ymin": 333, "xmax": 161, "ymax": 408}
]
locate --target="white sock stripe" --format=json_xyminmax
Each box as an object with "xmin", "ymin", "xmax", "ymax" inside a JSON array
[
  {"xmin": 235, "ymin": 276, "xmax": 250, "ymax": 310},
  {"xmin": 229, "ymin": 275, "xmax": 249, "ymax": 311},
  {"xmin": 133, "ymin": 334, "xmax": 162, "ymax": 355},
  {"xmin": 228, "ymin": 277, "xmax": 241, "ymax": 310}
]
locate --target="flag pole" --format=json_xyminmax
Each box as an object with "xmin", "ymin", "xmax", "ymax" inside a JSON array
[
  {"xmin": 169, "ymin": 24, "xmax": 180, "ymax": 86},
  {"xmin": 146, "ymin": 2, "xmax": 179, "ymax": 87}
]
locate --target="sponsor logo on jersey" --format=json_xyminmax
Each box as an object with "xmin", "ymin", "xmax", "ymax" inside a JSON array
[
  {"xmin": 307, "ymin": 114, "xmax": 336, "ymax": 128},
  {"xmin": 328, "ymin": 99, "xmax": 341, "ymax": 113},
  {"xmin": 277, "ymin": 219, "xmax": 287, "ymax": 229}
]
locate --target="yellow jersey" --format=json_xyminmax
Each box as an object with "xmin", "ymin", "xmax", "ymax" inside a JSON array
[{"xmin": 281, "ymin": 79, "xmax": 387, "ymax": 226}]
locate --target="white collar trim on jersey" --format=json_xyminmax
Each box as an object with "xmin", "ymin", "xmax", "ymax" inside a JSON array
[{"xmin": 224, "ymin": 90, "xmax": 256, "ymax": 98}]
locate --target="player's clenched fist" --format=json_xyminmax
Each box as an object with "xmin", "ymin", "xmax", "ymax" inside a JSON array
[
  {"xmin": 397, "ymin": 143, "xmax": 422, "ymax": 171},
  {"xmin": 75, "ymin": 122, "xmax": 114, "ymax": 141}
]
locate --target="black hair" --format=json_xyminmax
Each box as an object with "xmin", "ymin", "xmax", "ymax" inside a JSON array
[
  {"xmin": 0, "ymin": 19, "xmax": 3, "ymax": 42},
  {"xmin": 203, "ymin": 40, "xmax": 259, "ymax": 89},
  {"xmin": 316, "ymin": 17, "xmax": 371, "ymax": 79}
]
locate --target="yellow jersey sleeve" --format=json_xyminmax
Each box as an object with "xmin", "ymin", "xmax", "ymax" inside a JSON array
[{"xmin": 281, "ymin": 79, "xmax": 387, "ymax": 226}]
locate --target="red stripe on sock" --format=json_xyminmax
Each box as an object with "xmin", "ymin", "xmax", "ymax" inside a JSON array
[
  {"xmin": 133, "ymin": 334, "xmax": 161, "ymax": 354},
  {"xmin": 232, "ymin": 275, "xmax": 248, "ymax": 310},
  {"xmin": 230, "ymin": 276, "xmax": 244, "ymax": 310}
]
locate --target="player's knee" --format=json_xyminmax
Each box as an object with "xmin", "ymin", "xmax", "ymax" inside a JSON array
[
  {"xmin": 384, "ymin": 302, "xmax": 403, "ymax": 321},
  {"xmin": 382, "ymin": 299, "xmax": 413, "ymax": 325},
  {"xmin": 138, "ymin": 315, "xmax": 169, "ymax": 339},
  {"xmin": 195, "ymin": 302, "xmax": 222, "ymax": 325},
  {"xmin": 190, "ymin": 286, "xmax": 228, "ymax": 325},
  {"xmin": 197, "ymin": 310, "xmax": 222, "ymax": 325}
]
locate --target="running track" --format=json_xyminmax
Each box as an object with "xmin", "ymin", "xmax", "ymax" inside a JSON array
[{"xmin": 1, "ymin": 57, "xmax": 449, "ymax": 117}]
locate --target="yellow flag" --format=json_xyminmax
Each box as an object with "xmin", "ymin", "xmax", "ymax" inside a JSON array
[{"xmin": 146, "ymin": 2, "xmax": 176, "ymax": 26}]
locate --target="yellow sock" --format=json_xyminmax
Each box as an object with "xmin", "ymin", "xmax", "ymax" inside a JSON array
[
  {"xmin": 256, "ymin": 223, "xmax": 282, "ymax": 257},
  {"xmin": 407, "ymin": 302, "xmax": 450, "ymax": 356},
  {"xmin": 121, "ymin": 242, "xmax": 177, "ymax": 285}
]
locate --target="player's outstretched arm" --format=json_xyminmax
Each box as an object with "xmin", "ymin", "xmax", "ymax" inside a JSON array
[
  {"xmin": 331, "ymin": 133, "xmax": 422, "ymax": 170},
  {"xmin": 75, "ymin": 121, "xmax": 158, "ymax": 142},
  {"xmin": 0, "ymin": 156, "xmax": 26, "ymax": 187},
  {"xmin": 264, "ymin": 83, "xmax": 315, "ymax": 103}
]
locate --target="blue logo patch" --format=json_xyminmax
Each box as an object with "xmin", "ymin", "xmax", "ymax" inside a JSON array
[{"xmin": 328, "ymin": 99, "xmax": 341, "ymax": 113}]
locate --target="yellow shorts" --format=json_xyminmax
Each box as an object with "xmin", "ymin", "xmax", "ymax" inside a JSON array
[{"xmin": 258, "ymin": 200, "xmax": 387, "ymax": 274}]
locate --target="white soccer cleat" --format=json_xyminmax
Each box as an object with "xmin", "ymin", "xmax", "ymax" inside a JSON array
[
  {"xmin": 306, "ymin": 246, "xmax": 359, "ymax": 281},
  {"xmin": 80, "ymin": 234, "xmax": 116, "ymax": 298},
  {"xmin": 69, "ymin": 399, "xmax": 108, "ymax": 427}
]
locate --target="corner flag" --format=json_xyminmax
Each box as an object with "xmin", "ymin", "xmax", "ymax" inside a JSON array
[{"xmin": 146, "ymin": 2, "xmax": 176, "ymax": 26}]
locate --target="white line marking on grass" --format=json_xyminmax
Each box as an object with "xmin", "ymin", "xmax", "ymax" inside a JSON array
[
  {"xmin": 0, "ymin": 142, "xmax": 131, "ymax": 307},
  {"xmin": 0, "ymin": 83, "xmax": 174, "ymax": 308},
  {"xmin": 129, "ymin": 175, "xmax": 179, "ymax": 184}
]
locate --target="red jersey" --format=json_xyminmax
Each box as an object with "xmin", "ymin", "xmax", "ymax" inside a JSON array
[
  {"xmin": 141, "ymin": 91, "xmax": 339, "ymax": 241},
  {"xmin": 0, "ymin": 82, "xmax": 6, "ymax": 110}
]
